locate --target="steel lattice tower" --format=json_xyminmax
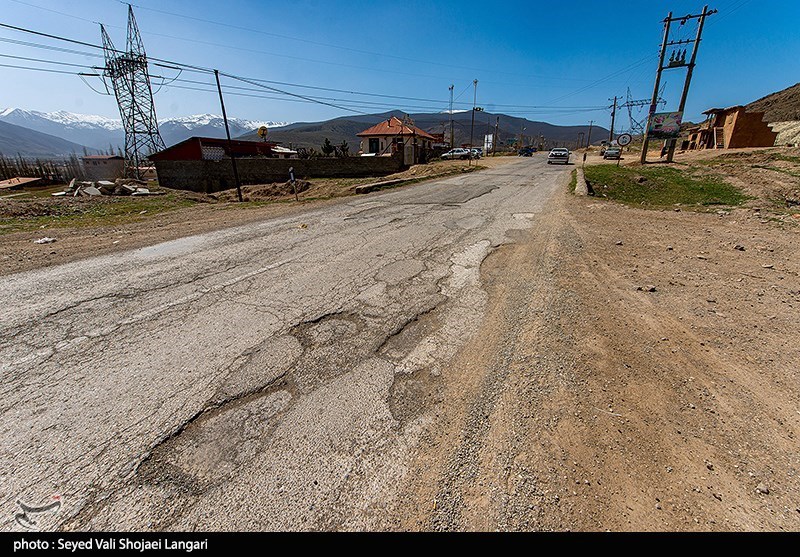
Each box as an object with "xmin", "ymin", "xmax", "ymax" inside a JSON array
[{"xmin": 101, "ymin": 5, "xmax": 165, "ymax": 179}]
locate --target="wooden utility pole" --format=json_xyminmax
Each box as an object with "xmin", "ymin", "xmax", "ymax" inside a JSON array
[
  {"xmin": 609, "ymin": 96, "xmax": 618, "ymax": 143},
  {"xmin": 667, "ymin": 5, "xmax": 713, "ymax": 162},
  {"xmin": 214, "ymin": 69, "xmax": 242, "ymax": 202},
  {"xmin": 586, "ymin": 120, "xmax": 594, "ymax": 148},
  {"xmin": 641, "ymin": 12, "xmax": 673, "ymax": 164},
  {"xmin": 642, "ymin": 7, "xmax": 716, "ymax": 164}
]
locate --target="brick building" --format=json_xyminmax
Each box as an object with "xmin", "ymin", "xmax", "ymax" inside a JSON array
[{"xmin": 357, "ymin": 116, "xmax": 435, "ymax": 164}]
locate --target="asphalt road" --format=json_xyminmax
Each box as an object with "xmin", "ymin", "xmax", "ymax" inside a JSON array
[{"xmin": 1, "ymin": 156, "xmax": 569, "ymax": 531}]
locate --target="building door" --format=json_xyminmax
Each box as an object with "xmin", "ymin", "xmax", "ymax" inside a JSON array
[{"xmin": 369, "ymin": 138, "xmax": 380, "ymax": 153}]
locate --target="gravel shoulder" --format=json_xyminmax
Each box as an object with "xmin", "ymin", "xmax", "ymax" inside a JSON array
[{"xmin": 392, "ymin": 162, "xmax": 799, "ymax": 531}]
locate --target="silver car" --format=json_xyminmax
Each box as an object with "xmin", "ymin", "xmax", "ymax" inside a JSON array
[{"xmin": 547, "ymin": 148, "xmax": 570, "ymax": 164}]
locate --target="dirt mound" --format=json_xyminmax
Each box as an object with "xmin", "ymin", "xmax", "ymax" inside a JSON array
[{"xmin": 216, "ymin": 180, "xmax": 311, "ymax": 202}]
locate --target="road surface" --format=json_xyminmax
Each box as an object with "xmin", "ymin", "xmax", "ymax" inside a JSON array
[{"xmin": 0, "ymin": 156, "xmax": 569, "ymax": 531}]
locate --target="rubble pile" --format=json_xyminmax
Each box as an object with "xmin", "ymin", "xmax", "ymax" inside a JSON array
[{"xmin": 51, "ymin": 178, "xmax": 163, "ymax": 198}]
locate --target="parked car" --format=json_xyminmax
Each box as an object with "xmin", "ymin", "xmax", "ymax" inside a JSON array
[
  {"xmin": 603, "ymin": 147, "xmax": 621, "ymax": 160},
  {"xmin": 470, "ymin": 148, "xmax": 482, "ymax": 159},
  {"xmin": 441, "ymin": 148, "xmax": 471, "ymax": 160},
  {"xmin": 547, "ymin": 147, "xmax": 570, "ymax": 164},
  {"xmin": 518, "ymin": 147, "xmax": 535, "ymax": 156}
]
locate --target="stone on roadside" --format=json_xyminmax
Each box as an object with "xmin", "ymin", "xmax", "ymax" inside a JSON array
[{"xmin": 756, "ymin": 483, "xmax": 770, "ymax": 495}]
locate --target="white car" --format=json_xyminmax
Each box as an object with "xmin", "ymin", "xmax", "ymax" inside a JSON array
[
  {"xmin": 441, "ymin": 148, "xmax": 472, "ymax": 160},
  {"xmin": 547, "ymin": 148, "xmax": 570, "ymax": 164}
]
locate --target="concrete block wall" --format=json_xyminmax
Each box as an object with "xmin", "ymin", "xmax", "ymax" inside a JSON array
[{"xmin": 153, "ymin": 155, "xmax": 406, "ymax": 193}]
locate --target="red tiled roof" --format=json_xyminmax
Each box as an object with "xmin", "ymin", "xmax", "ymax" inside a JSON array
[{"xmin": 357, "ymin": 116, "xmax": 435, "ymax": 140}]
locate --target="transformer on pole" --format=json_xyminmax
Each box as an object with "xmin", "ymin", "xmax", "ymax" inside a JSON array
[{"xmin": 101, "ymin": 5, "xmax": 165, "ymax": 179}]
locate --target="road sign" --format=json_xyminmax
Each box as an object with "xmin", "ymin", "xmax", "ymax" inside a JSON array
[{"xmin": 617, "ymin": 133, "xmax": 632, "ymax": 146}]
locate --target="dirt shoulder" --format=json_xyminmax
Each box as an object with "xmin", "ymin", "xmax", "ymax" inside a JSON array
[
  {"xmin": 393, "ymin": 153, "xmax": 799, "ymax": 531},
  {"xmin": 0, "ymin": 156, "xmax": 516, "ymax": 276}
]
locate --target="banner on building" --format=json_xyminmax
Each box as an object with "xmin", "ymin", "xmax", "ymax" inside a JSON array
[
  {"xmin": 484, "ymin": 134, "xmax": 494, "ymax": 152},
  {"xmin": 647, "ymin": 111, "xmax": 683, "ymax": 139}
]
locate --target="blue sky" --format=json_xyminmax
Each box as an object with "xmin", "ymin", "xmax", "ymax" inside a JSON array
[{"xmin": 0, "ymin": 0, "xmax": 798, "ymax": 129}]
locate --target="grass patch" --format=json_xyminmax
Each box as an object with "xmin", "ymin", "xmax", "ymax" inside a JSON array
[
  {"xmin": 0, "ymin": 192, "xmax": 199, "ymax": 235},
  {"xmin": 752, "ymin": 164, "xmax": 800, "ymax": 179},
  {"xmin": 569, "ymin": 169, "xmax": 577, "ymax": 193},
  {"xmin": 773, "ymin": 153, "xmax": 800, "ymax": 165},
  {"xmin": 584, "ymin": 164, "xmax": 747, "ymax": 209}
]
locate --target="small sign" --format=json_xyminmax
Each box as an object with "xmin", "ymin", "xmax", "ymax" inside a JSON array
[
  {"xmin": 257, "ymin": 126, "xmax": 269, "ymax": 139},
  {"xmin": 617, "ymin": 133, "xmax": 632, "ymax": 146}
]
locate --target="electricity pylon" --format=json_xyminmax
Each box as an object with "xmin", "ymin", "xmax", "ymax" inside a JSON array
[{"xmin": 101, "ymin": 5, "xmax": 165, "ymax": 179}]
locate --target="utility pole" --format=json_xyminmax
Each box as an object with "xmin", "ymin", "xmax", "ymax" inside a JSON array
[
  {"xmin": 609, "ymin": 96, "xmax": 618, "ymax": 143},
  {"xmin": 448, "ymin": 84, "xmax": 454, "ymax": 148},
  {"xmin": 493, "ymin": 116, "xmax": 499, "ymax": 156},
  {"xmin": 667, "ymin": 5, "xmax": 713, "ymax": 162},
  {"xmin": 641, "ymin": 7, "xmax": 716, "ymax": 164},
  {"xmin": 586, "ymin": 121, "xmax": 594, "ymax": 148},
  {"xmin": 469, "ymin": 79, "xmax": 478, "ymax": 165},
  {"xmin": 641, "ymin": 11, "xmax": 673, "ymax": 164},
  {"xmin": 214, "ymin": 69, "xmax": 243, "ymax": 202},
  {"xmin": 578, "ymin": 131, "xmax": 585, "ymax": 149}
]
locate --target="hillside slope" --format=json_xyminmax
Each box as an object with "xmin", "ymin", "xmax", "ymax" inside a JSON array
[
  {"xmin": 0, "ymin": 120, "xmax": 90, "ymax": 158},
  {"xmin": 746, "ymin": 82, "xmax": 800, "ymax": 122}
]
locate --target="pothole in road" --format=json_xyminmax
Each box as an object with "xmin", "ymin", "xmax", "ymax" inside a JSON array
[
  {"xmin": 388, "ymin": 367, "xmax": 443, "ymax": 427},
  {"xmin": 138, "ymin": 389, "xmax": 294, "ymax": 488}
]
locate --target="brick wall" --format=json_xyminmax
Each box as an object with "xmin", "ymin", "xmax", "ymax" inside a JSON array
[{"xmin": 153, "ymin": 155, "xmax": 406, "ymax": 193}]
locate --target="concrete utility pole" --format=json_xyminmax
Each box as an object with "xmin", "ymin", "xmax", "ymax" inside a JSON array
[
  {"xmin": 214, "ymin": 69, "xmax": 242, "ymax": 202},
  {"xmin": 469, "ymin": 79, "xmax": 478, "ymax": 164},
  {"xmin": 642, "ymin": 7, "xmax": 716, "ymax": 164},
  {"xmin": 493, "ymin": 116, "xmax": 499, "ymax": 156},
  {"xmin": 578, "ymin": 131, "xmax": 585, "ymax": 149},
  {"xmin": 609, "ymin": 96, "xmax": 618, "ymax": 143},
  {"xmin": 667, "ymin": 5, "xmax": 713, "ymax": 162},
  {"xmin": 448, "ymin": 84, "xmax": 454, "ymax": 148},
  {"xmin": 586, "ymin": 120, "xmax": 594, "ymax": 148}
]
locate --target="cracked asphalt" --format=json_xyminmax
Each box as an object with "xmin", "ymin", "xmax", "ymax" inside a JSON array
[{"xmin": 0, "ymin": 156, "xmax": 568, "ymax": 531}]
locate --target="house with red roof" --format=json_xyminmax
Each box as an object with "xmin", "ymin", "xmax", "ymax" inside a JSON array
[{"xmin": 356, "ymin": 116, "xmax": 435, "ymax": 163}]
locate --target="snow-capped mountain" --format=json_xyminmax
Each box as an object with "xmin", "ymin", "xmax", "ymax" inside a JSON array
[
  {"xmin": 0, "ymin": 108, "xmax": 123, "ymax": 151},
  {"xmin": 157, "ymin": 114, "xmax": 288, "ymax": 147},
  {"xmin": 0, "ymin": 109, "xmax": 289, "ymax": 152}
]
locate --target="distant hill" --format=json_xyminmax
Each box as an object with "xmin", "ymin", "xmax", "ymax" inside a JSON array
[
  {"xmin": 238, "ymin": 110, "xmax": 609, "ymax": 151},
  {"xmin": 746, "ymin": 82, "xmax": 800, "ymax": 122},
  {"xmin": 0, "ymin": 120, "xmax": 90, "ymax": 158}
]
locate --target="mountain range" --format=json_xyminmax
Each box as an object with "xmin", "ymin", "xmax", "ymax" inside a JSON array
[
  {"xmin": 240, "ymin": 110, "xmax": 608, "ymax": 151},
  {"xmin": 0, "ymin": 107, "xmax": 607, "ymax": 158},
  {"xmin": 0, "ymin": 109, "xmax": 288, "ymax": 156}
]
